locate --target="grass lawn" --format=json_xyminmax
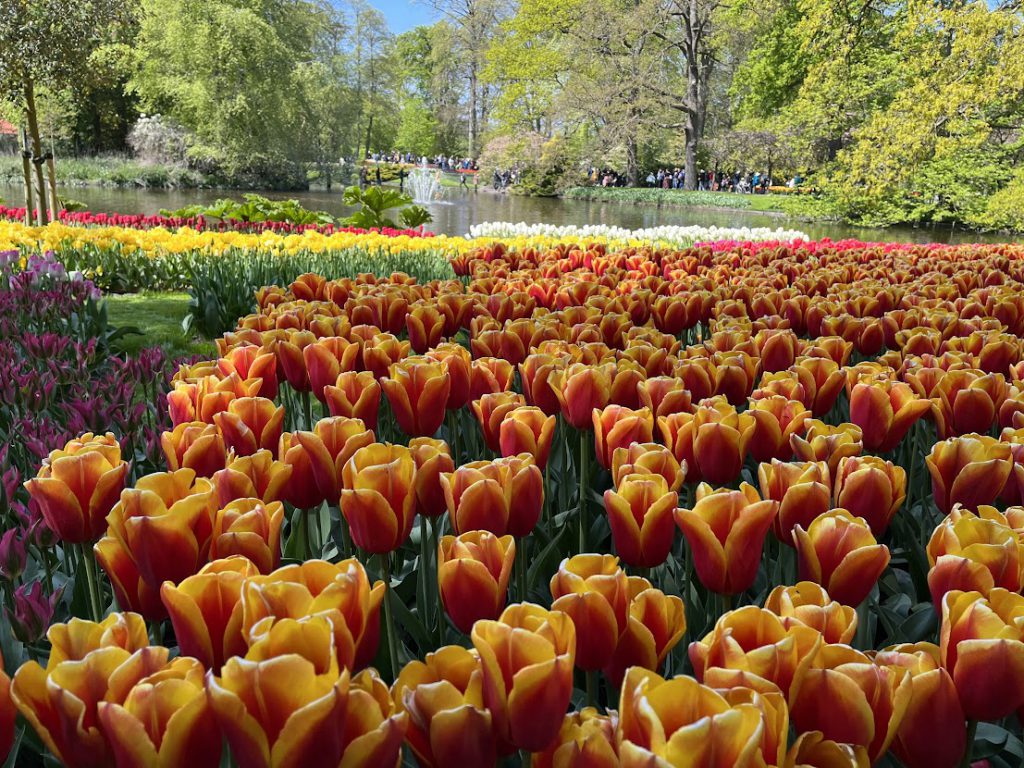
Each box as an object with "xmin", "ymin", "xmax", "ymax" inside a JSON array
[{"xmin": 105, "ymin": 292, "xmax": 217, "ymax": 360}]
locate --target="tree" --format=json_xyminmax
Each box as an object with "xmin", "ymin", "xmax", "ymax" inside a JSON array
[
  {"xmin": 396, "ymin": 97, "xmax": 439, "ymax": 156},
  {"xmin": 0, "ymin": 0, "xmax": 133, "ymax": 222}
]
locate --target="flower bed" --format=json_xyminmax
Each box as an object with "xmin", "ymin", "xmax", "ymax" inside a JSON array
[
  {"xmin": 4, "ymin": 238, "xmax": 1024, "ymax": 765},
  {"xmin": 467, "ymin": 220, "xmax": 810, "ymax": 245}
]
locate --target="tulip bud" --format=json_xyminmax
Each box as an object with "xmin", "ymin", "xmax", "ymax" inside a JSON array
[
  {"xmin": 519, "ymin": 353, "xmax": 565, "ymax": 416},
  {"xmin": 324, "ymin": 370, "xmax": 381, "ymax": 432},
  {"xmin": 437, "ymin": 531, "xmax": 515, "ymax": 633},
  {"xmin": 340, "ymin": 443, "xmax": 417, "ymax": 554},
  {"xmin": 532, "ymin": 708, "xmax": 618, "ymax": 768},
  {"xmin": 5, "ymin": 581, "xmax": 60, "ymax": 645},
  {"xmin": 675, "ymin": 483, "xmax": 778, "ymax": 595},
  {"xmin": 833, "ymin": 455, "xmax": 906, "ymax": 535},
  {"xmin": 0, "ymin": 527, "xmax": 27, "ymax": 581},
  {"xmin": 410, "ymin": 437, "xmax": 455, "ymax": 518},
  {"xmin": 592, "ymin": 405, "xmax": 654, "ymax": 470},
  {"xmin": 926, "ymin": 434, "xmax": 1013, "ymax": 514},
  {"xmin": 549, "ymin": 554, "xmax": 629, "ymax": 670},
  {"xmin": 381, "ymin": 357, "xmax": 451, "ymax": 437},
  {"xmin": 794, "ymin": 510, "xmax": 890, "ymax": 607}
]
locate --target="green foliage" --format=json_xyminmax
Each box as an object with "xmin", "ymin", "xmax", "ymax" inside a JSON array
[
  {"xmin": 160, "ymin": 194, "xmax": 335, "ymax": 225},
  {"xmin": 395, "ymin": 97, "xmax": 439, "ymax": 156},
  {"xmin": 340, "ymin": 185, "xmax": 432, "ymax": 230}
]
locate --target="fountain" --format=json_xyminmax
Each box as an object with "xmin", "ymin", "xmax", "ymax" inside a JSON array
[{"xmin": 407, "ymin": 162, "xmax": 444, "ymax": 204}]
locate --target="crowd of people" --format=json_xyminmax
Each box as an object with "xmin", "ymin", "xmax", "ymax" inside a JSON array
[
  {"xmin": 365, "ymin": 150, "xmax": 478, "ymax": 172},
  {"xmin": 646, "ymin": 168, "xmax": 781, "ymax": 193}
]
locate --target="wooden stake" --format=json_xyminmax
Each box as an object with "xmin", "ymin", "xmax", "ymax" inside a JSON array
[{"xmin": 20, "ymin": 127, "xmax": 34, "ymax": 225}]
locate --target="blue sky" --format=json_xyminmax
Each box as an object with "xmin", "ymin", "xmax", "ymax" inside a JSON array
[{"xmin": 351, "ymin": 0, "xmax": 438, "ymax": 33}]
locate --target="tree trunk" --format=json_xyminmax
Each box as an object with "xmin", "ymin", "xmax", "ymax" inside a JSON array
[
  {"xmin": 21, "ymin": 128, "xmax": 35, "ymax": 226},
  {"xmin": 23, "ymin": 79, "xmax": 49, "ymax": 224},
  {"xmin": 364, "ymin": 115, "xmax": 374, "ymax": 160},
  {"xmin": 626, "ymin": 132, "xmax": 640, "ymax": 187},
  {"xmin": 47, "ymin": 155, "xmax": 60, "ymax": 218},
  {"xmin": 468, "ymin": 59, "xmax": 478, "ymax": 158}
]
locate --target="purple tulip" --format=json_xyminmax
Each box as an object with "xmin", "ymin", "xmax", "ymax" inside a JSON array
[
  {"xmin": 5, "ymin": 580, "xmax": 61, "ymax": 644},
  {"xmin": 0, "ymin": 527, "xmax": 27, "ymax": 581}
]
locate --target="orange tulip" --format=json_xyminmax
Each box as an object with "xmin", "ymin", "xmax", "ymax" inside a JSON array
[
  {"xmin": 441, "ymin": 454, "xmax": 544, "ymax": 537},
  {"xmin": 833, "ymin": 455, "xmax": 906, "ymax": 535},
  {"xmin": 381, "ymin": 357, "xmax": 451, "ymax": 437},
  {"xmin": 275, "ymin": 329, "xmax": 316, "ymax": 391},
  {"xmin": 99, "ymin": 469, "xmax": 216, "ymax": 590},
  {"xmin": 161, "ymin": 421, "xmax": 227, "ymax": 478},
  {"xmin": 0, "ymin": 651, "xmax": 12, "ymax": 767},
  {"xmin": 218, "ymin": 343, "xmax": 278, "ymax": 400},
  {"xmin": 637, "ymin": 376, "xmax": 693, "ymax": 419},
  {"xmin": 692, "ymin": 397, "xmax": 756, "ymax": 485},
  {"xmin": 790, "ymin": 420, "xmax": 863, "ymax": 476},
  {"xmin": 747, "ymin": 396, "xmax": 810, "ymax": 463},
  {"xmin": 303, "ymin": 336, "xmax": 360, "ymax": 402},
  {"xmin": 392, "ymin": 645, "xmax": 496, "ymax": 768},
  {"xmin": 784, "ymin": 730, "xmax": 870, "ymax": 767},
  {"xmin": 849, "ymin": 380, "xmax": 930, "ymax": 453},
  {"xmin": 874, "ymin": 643, "xmax": 966, "ymax": 768},
  {"xmin": 675, "ymin": 483, "xmax": 778, "ymax": 595},
  {"xmin": 241, "ymin": 558, "xmax": 384, "ymax": 671},
  {"xmin": 437, "ymin": 531, "xmax": 515, "ymax": 633},
  {"xmin": 617, "ymin": 667, "xmax": 769, "ymax": 767},
  {"xmin": 94, "ymin": 532, "xmax": 167, "ymax": 620},
  {"xmin": 931, "ymin": 370, "xmax": 1008, "ymax": 439},
  {"xmin": 499, "ymin": 405, "xmax": 557, "ymax": 469},
  {"xmin": 592, "ymin": 405, "xmax": 654, "ymax": 469},
  {"xmin": 519, "ymin": 353, "xmax": 565, "ymax": 416},
  {"xmin": 340, "ymin": 443, "xmax": 417, "ymax": 553},
  {"xmin": 24, "ymin": 431, "xmax": 129, "ymax": 543},
  {"xmin": 941, "ymin": 588, "xmax": 1024, "ymax": 720},
  {"xmin": 926, "ymin": 434, "xmax": 1013, "ymax": 514},
  {"xmin": 689, "ymin": 606, "xmax": 822, "ymax": 697},
  {"xmin": 611, "ymin": 442, "xmax": 685, "ymax": 492},
  {"xmin": 758, "ymin": 459, "xmax": 832, "ymax": 545},
  {"xmin": 12, "ymin": 641, "xmax": 171, "ymax": 768},
  {"xmin": 410, "ymin": 437, "xmax": 455, "ymax": 518},
  {"xmin": 407, "ymin": 302, "xmax": 446, "ymax": 353},
  {"xmin": 469, "ymin": 356, "xmax": 515, "ymax": 401},
  {"xmin": 211, "ymin": 450, "xmax": 291, "ymax": 507},
  {"xmin": 214, "ymin": 397, "xmax": 285, "ymax": 456},
  {"xmin": 280, "ymin": 416, "xmax": 375, "ymax": 508},
  {"xmin": 552, "ymin": 363, "xmax": 612, "ymax": 430},
  {"xmin": 324, "ymin": 370, "xmax": 381, "ymax": 432},
  {"xmin": 97, "ymin": 655, "xmax": 221, "ymax": 768},
  {"xmin": 472, "ymin": 391, "xmax": 527, "ymax": 452},
  {"xmin": 603, "ymin": 581, "xmax": 686, "ymax": 686},
  {"xmin": 363, "ymin": 332, "xmax": 411, "ymax": 380},
  {"xmin": 209, "ymin": 499, "xmax": 284, "ymax": 574},
  {"xmin": 794, "ymin": 356, "xmax": 847, "ymax": 417},
  {"xmin": 549, "ymin": 554, "xmax": 629, "ymax": 670},
  {"xmin": 160, "ymin": 556, "xmax": 258, "ymax": 672},
  {"xmin": 604, "ymin": 472, "xmax": 678, "ymax": 568},
  {"xmin": 927, "ymin": 505, "xmax": 1023, "ymax": 607},
  {"xmin": 793, "ymin": 510, "xmax": 891, "ymax": 607},
  {"xmin": 764, "ymin": 582, "xmax": 857, "ymax": 644},
  {"xmin": 532, "ymin": 708, "xmax": 618, "ymax": 768},
  {"xmin": 426, "ymin": 342, "xmax": 472, "ymax": 410},
  {"xmin": 472, "ymin": 603, "xmax": 575, "ymax": 752},
  {"xmin": 789, "ymin": 644, "xmax": 912, "ymax": 762},
  {"xmin": 757, "ymin": 328, "xmax": 802, "ymax": 373}
]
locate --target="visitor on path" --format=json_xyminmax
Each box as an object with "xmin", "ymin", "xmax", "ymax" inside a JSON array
[
  {"xmin": 398, "ymin": 167, "xmax": 406, "ymax": 193},
  {"xmin": 375, "ymin": 166, "xmax": 382, "ymax": 186},
  {"xmin": 358, "ymin": 166, "xmax": 368, "ymax": 188}
]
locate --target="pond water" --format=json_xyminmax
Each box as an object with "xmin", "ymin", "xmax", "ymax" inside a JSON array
[{"xmin": 1, "ymin": 183, "xmax": 1013, "ymax": 244}]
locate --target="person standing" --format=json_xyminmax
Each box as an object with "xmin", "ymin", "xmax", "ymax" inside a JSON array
[
  {"xmin": 375, "ymin": 165, "xmax": 382, "ymax": 186},
  {"xmin": 398, "ymin": 166, "xmax": 406, "ymax": 193}
]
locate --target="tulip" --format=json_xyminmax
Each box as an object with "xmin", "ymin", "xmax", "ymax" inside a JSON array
[
  {"xmin": 875, "ymin": 642, "xmax": 966, "ymax": 768},
  {"xmin": 747, "ymin": 396, "xmax": 810, "ymax": 463},
  {"xmin": 363, "ymin": 332, "xmax": 411, "ymax": 380},
  {"xmin": 407, "ymin": 302, "xmax": 446, "ymax": 353},
  {"xmin": 160, "ymin": 557, "xmax": 259, "ymax": 672},
  {"xmin": 12, "ymin": 643, "xmax": 171, "ymax": 768},
  {"xmin": 161, "ymin": 422, "xmax": 227, "ymax": 478},
  {"xmin": 603, "ymin": 581, "xmax": 686, "ymax": 687},
  {"xmin": 246, "ymin": 558, "xmax": 382, "ymax": 666},
  {"xmin": 100, "ymin": 469, "xmax": 216, "ymax": 590},
  {"xmin": 392, "ymin": 646, "xmax": 495, "ymax": 768},
  {"xmin": 604, "ymin": 473, "xmax": 678, "ymax": 568},
  {"xmin": 214, "ymin": 397, "xmax": 285, "ymax": 456},
  {"xmin": 471, "ymin": 603, "xmax": 576, "ymax": 752},
  {"xmin": 472, "ymin": 391, "xmax": 527, "ymax": 452},
  {"xmin": 833, "ymin": 455, "xmax": 906, "ymax": 535},
  {"xmin": 519, "ymin": 353, "xmax": 565, "ymax": 416},
  {"xmin": 793, "ymin": 356, "xmax": 847, "ymax": 417},
  {"xmin": 764, "ymin": 582, "xmax": 857, "ymax": 644},
  {"xmin": 218, "ymin": 343, "xmax": 278, "ymax": 400},
  {"xmin": 941, "ymin": 588, "xmax": 1024, "ymax": 720},
  {"xmin": 275, "ymin": 330, "xmax": 317, "ymax": 391},
  {"xmin": 549, "ymin": 554, "xmax": 630, "ymax": 670},
  {"xmin": 209, "ymin": 499, "xmax": 285, "ymax": 574},
  {"xmin": 931, "ymin": 370, "xmax": 1008, "ymax": 439},
  {"xmin": 637, "ymin": 376, "xmax": 693, "ymax": 419},
  {"xmin": 849, "ymin": 380, "xmax": 930, "ymax": 452},
  {"xmin": 442, "ymin": 454, "xmax": 544, "ymax": 537},
  {"xmin": 469, "ymin": 356, "xmax": 515, "ymax": 401},
  {"xmin": 46, "ymin": 612, "xmax": 150, "ymax": 666},
  {"xmin": 552, "ymin": 363, "xmax": 612, "ymax": 430},
  {"xmin": 0, "ymin": 527, "xmax": 27, "ymax": 581},
  {"xmin": 303, "ymin": 337, "xmax": 360, "ymax": 402},
  {"xmin": 211, "ymin": 450, "xmax": 291, "ymax": 507},
  {"xmin": 789, "ymin": 644, "xmax": 913, "ymax": 762},
  {"xmin": 437, "ymin": 531, "xmax": 515, "ymax": 633},
  {"xmin": 532, "ymin": 708, "xmax": 618, "ymax": 768},
  {"xmin": 592, "ymin": 405, "xmax": 654, "ymax": 469},
  {"xmin": 94, "ymin": 534, "xmax": 167, "ymax": 620},
  {"xmin": 280, "ymin": 416, "xmax": 375, "ymax": 509},
  {"xmin": 324, "ymin": 370, "xmax": 381, "ymax": 432},
  {"xmin": 758, "ymin": 459, "xmax": 832, "ymax": 545},
  {"xmin": 675, "ymin": 483, "xmax": 778, "ymax": 595},
  {"xmin": 499, "ymin": 406, "xmax": 557, "ymax": 469},
  {"xmin": 24, "ymin": 431, "xmax": 129, "ymax": 543},
  {"xmin": 790, "ymin": 420, "xmax": 863, "ymax": 476},
  {"xmin": 927, "ymin": 505, "xmax": 1023, "ymax": 607},
  {"xmin": 611, "ymin": 442, "xmax": 685, "ymax": 492},
  {"xmin": 794, "ymin": 510, "xmax": 890, "ymax": 607},
  {"xmin": 691, "ymin": 397, "xmax": 756, "ymax": 484},
  {"xmin": 689, "ymin": 606, "xmax": 822, "ymax": 697},
  {"xmin": 714, "ymin": 350, "xmax": 760, "ymax": 405},
  {"xmin": 784, "ymin": 731, "xmax": 870, "ymax": 767},
  {"xmin": 340, "ymin": 443, "xmax": 417, "ymax": 554},
  {"xmin": 97, "ymin": 655, "xmax": 221, "ymax": 768},
  {"xmin": 926, "ymin": 434, "xmax": 1013, "ymax": 515},
  {"xmin": 617, "ymin": 667, "xmax": 769, "ymax": 767},
  {"xmin": 426, "ymin": 342, "xmax": 472, "ymax": 410},
  {"xmin": 5, "ymin": 580, "xmax": 60, "ymax": 644},
  {"xmin": 381, "ymin": 357, "xmax": 451, "ymax": 437},
  {"xmin": 410, "ymin": 437, "xmax": 455, "ymax": 518},
  {"xmin": 0, "ymin": 651, "xmax": 12, "ymax": 767}
]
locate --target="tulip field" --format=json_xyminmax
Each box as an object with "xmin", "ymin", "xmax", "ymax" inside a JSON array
[{"xmin": 5, "ymin": 233, "xmax": 1024, "ymax": 768}]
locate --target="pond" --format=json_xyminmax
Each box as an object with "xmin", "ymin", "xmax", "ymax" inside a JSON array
[{"xmin": 1, "ymin": 183, "xmax": 1012, "ymax": 244}]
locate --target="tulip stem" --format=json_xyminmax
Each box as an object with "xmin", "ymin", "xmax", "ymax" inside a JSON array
[
  {"xmin": 430, "ymin": 516, "xmax": 444, "ymax": 648},
  {"xmin": 301, "ymin": 389, "xmax": 314, "ymax": 430},
  {"xmin": 296, "ymin": 507, "xmax": 309, "ymax": 561},
  {"xmin": 78, "ymin": 543, "xmax": 103, "ymax": 622},
  {"xmin": 578, "ymin": 430, "xmax": 590, "ymax": 553},
  {"xmin": 959, "ymin": 719, "xmax": 978, "ymax": 768},
  {"xmin": 520, "ymin": 750, "xmax": 532, "ymax": 767},
  {"xmin": 585, "ymin": 669, "xmax": 598, "ymax": 708},
  {"xmin": 516, "ymin": 536, "xmax": 529, "ymax": 601},
  {"xmin": 40, "ymin": 545, "xmax": 54, "ymax": 595},
  {"xmin": 379, "ymin": 552, "xmax": 401, "ymax": 680}
]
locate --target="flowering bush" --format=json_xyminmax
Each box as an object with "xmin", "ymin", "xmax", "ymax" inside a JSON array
[
  {"xmin": 467, "ymin": 221, "xmax": 810, "ymax": 245},
  {"xmin": 5, "ymin": 237, "xmax": 1024, "ymax": 766}
]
